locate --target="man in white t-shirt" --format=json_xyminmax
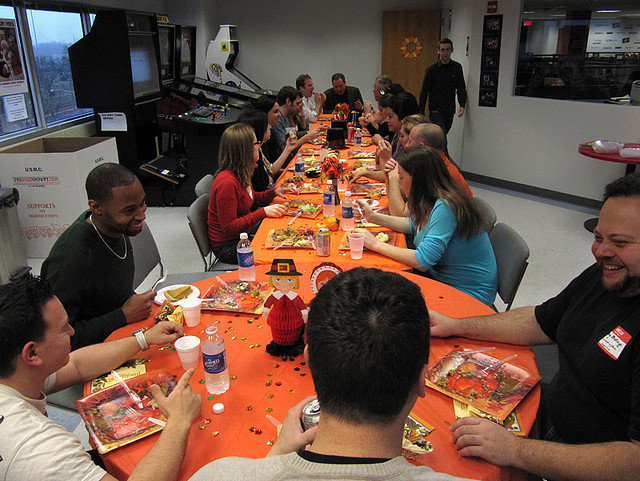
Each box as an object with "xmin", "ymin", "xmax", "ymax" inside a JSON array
[
  {"xmin": 296, "ymin": 74, "xmax": 325, "ymax": 124},
  {"xmin": 0, "ymin": 275, "xmax": 202, "ymax": 481}
]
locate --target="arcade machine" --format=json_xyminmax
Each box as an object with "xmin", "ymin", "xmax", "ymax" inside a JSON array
[
  {"xmin": 69, "ymin": 10, "xmax": 162, "ymax": 173},
  {"xmin": 205, "ymin": 24, "xmax": 261, "ymax": 91}
]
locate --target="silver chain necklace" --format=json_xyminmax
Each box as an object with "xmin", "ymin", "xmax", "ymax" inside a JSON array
[{"xmin": 89, "ymin": 214, "xmax": 127, "ymax": 260}]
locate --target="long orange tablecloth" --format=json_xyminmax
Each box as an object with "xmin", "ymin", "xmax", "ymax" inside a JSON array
[
  {"xmin": 97, "ymin": 263, "xmax": 539, "ymax": 481},
  {"xmin": 251, "ymin": 122, "xmax": 414, "ymax": 270}
]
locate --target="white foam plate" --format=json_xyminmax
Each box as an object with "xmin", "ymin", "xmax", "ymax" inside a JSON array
[{"xmin": 154, "ymin": 284, "xmax": 200, "ymax": 305}]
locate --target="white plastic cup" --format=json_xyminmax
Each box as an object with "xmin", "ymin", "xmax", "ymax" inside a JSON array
[
  {"xmin": 174, "ymin": 336, "xmax": 201, "ymax": 370},
  {"xmin": 348, "ymin": 232, "xmax": 366, "ymax": 259},
  {"xmin": 178, "ymin": 298, "xmax": 202, "ymax": 327}
]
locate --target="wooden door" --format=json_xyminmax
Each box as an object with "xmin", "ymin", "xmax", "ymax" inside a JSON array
[{"xmin": 382, "ymin": 10, "xmax": 441, "ymax": 100}]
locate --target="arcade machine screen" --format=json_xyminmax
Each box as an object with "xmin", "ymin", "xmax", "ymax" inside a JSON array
[
  {"xmin": 158, "ymin": 25, "xmax": 175, "ymax": 83},
  {"xmin": 129, "ymin": 35, "xmax": 161, "ymax": 100},
  {"xmin": 179, "ymin": 27, "xmax": 196, "ymax": 78}
]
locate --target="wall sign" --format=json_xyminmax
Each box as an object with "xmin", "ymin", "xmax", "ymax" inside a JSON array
[{"xmin": 479, "ymin": 14, "xmax": 503, "ymax": 107}]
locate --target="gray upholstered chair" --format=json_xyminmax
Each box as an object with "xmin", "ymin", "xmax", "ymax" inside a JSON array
[
  {"xmin": 130, "ymin": 221, "xmax": 214, "ymax": 290},
  {"xmin": 489, "ymin": 223, "xmax": 530, "ymax": 311},
  {"xmin": 194, "ymin": 174, "xmax": 214, "ymax": 198},
  {"xmin": 473, "ymin": 196, "xmax": 497, "ymax": 234},
  {"xmin": 187, "ymin": 194, "xmax": 237, "ymax": 272}
]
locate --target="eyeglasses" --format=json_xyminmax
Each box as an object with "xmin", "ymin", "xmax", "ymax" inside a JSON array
[{"xmin": 254, "ymin": 141, "xmax": 261, "ymax": 145}]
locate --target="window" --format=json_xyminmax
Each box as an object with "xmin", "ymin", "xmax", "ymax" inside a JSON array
[
  {"xmin": 516, "ymin": 2, "xmax": 640, "ymax": 103},
  {"xmin": 26, "ymin": 8, "xmax": 91, "ymax": 124},
  {"xmin": 0, "ymin": 3, "xmax": 94, "ymax": 141}
]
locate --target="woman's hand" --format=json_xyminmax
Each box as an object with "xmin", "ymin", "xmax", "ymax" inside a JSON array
[
  {"xmin": 355, "ymin": 198, "xmax": 374, "ymax": 221},
  {"xmin": 282, "ymin": 135, "xmax": 297, "ymax": 155},
  {"xmin": 264, "ymin": 204, "xmax": 287, "ymax": 217},
  {"xmin": 384, "ymin": 159, "xmax": 398, "ymax": 174},
  {"xmin": 351, "ymin": 170, "xmax": 368, "ymax": 182},
  {"xmin": 275, "ymin": 186, "xmax": 297, "ymax": 198},
  {"xmin": 377, "ymin": 139, "xmax": 392, "ymax": 164},
  {"xmin": 352, "ymin": 228, "xmax": 379, "ymax": 251}
]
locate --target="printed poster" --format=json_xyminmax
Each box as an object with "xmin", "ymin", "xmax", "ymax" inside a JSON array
[{"xmin": 0, "ymin": 18, "xmax": 28, "ymax": 96}]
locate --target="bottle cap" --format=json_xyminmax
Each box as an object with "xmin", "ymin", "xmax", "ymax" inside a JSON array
[
  {"xmin": 206, "ymin": 324, "xmax": 218, "ymax": 335},
  {"xmin": 213, "ymin": 402, "xmax": 225, "ymax": 414},
  {"xmin": 240, "ymin": 232, "xmax": 248, "ymax": 240}
]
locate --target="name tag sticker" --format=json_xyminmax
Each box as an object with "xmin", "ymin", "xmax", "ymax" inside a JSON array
[{"xmin": 598, "ymin": 326, "xmax": 631, "ymax": 360}]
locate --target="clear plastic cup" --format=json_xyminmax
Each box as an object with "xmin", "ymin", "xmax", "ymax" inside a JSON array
[
  {"xmin": 174, "ymin": 336, "xmax": 201, "ymax": 370},
  {"xmin": 178, "ymin": 298, "xmax": 202, "ymax": 327},
  {"xmin": 348, "ymin": 232, "xmax": 366, "ymax": 259}
]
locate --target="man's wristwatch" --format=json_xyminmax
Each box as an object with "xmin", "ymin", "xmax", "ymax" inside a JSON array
[{"xmin": 131, "ymin": 327, "xmax": 149, "ymax": 351}]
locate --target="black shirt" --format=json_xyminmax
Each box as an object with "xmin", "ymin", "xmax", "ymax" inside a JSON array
[
  {"xmin": 418, "ymin": 59, "xmax": 467, "ymax": 118},
  {"xmin": 535, "ymin": 264, "xmax": 640, "ymax": 443}
]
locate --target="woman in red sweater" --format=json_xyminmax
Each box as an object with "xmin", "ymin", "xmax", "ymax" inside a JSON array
[{"xmin": 207, "ymin": 123, "xmax": 296, "ymax": 264}]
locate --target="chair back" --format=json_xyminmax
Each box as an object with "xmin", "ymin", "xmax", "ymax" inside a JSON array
[
  {"xmin": 473, "ymin": 197, "xmax": 497, "ymax": 233},
  {"xmin": 194, "ymin": 174, "xmax": 214, "ymax": 198},
  {"xmin": 489, "ymin": 223, "xmax": 530, "ymax": 311},
  {"xmin": 130, "ymin": 221, "xmax": 164, "ymax": 289},
  {"xmin": 188, "ymin": 194, "xmax": 214, "ymax": 270}
]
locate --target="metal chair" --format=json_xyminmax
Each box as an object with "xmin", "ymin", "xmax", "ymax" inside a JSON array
[
  {"xmin": 489, "ymin": 223, "xmax": 530, "ymax": 311},
  {"xmin": 473, "ymin": 196, "xmax": 497, "ymax": 233},
  {"xmin": 194, "ymin": 174, "xmax": 214, "ymax": 198},
  {"xmin": 187, "ymin": 194, "xmax": 238, "ymax": 272}
]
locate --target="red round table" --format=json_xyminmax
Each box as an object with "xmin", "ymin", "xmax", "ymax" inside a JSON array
[
  {"xmin": 578, "ymin": 141, "xmax": 640, "ymax": 231},
  {"xmin": 94, "ymin": 263, "xmax": 539, "ymax": 481}
]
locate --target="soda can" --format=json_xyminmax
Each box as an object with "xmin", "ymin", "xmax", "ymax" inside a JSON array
[
  {"xmin": 316, "ymin": 228, "xmax": 330, "ymax": 257},
  {"xmin": 301, "ymin": 399, "xmax": 321, "ymax": 430},
  {"xmin": 347, "ymin": 123, "xmax": 355, "ymax": 142}
]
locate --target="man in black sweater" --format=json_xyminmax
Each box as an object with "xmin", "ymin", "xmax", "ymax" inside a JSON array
[
  {"xmin": 41, "ymin": 163, "xmax": 154, "ymax": 349},
  {"xmin": 418, "ymin": 38, "xmax": 467, "ymax": 153}
]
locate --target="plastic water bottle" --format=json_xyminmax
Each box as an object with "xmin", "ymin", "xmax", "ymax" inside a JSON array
[
  {"xmin": 323, "ymin": 179, "xmax": 335, "ymax": 217},
  {"xmin": 341, "ymin": 191, "xmax": 354, "ymax": 231},
  {"xmin": 354, "ymin": 128, "xmax": 362, "ymax": 151},
  {"xmin": 295, "ymin": 153, "xmax": 305, "ymax": 174},
  {"xmin": 202, "ymin": 325, "xmax": 229, "ymax": 394},
  {"xmin": 237, "ymin": 233, "xmax": 255, "ymax": 281}
]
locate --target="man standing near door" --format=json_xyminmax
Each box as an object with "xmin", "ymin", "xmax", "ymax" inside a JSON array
[{"xmin": 418, "ymin": 38, "xmax": 467, "ymax": 156}]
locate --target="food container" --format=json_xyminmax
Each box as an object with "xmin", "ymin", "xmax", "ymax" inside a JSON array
[
  {"xmin": 301, "ymin": 399, "xmax": 321, "ymax": 430},
  {"xmin": 316, "ymin": 228, "xmax": 330, "ymax": 256}
]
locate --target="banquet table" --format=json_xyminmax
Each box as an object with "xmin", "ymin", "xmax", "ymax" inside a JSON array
[
  {"xmin": 93, "ymin": 263, "xmax": 540, "ymax": 481},
  {"xmin": 252, "ymin": 120, "xmax": 412, "ymax": 270}
]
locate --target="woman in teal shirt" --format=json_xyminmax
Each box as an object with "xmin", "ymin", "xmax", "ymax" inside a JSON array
[{"xmin": 355, "ymin": 146, "xmax": 497, "ymax": 305}]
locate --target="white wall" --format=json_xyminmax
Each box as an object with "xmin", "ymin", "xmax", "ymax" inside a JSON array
[
  {"xmin": 107, "ymin": 0, "xmax": 637, "ymax": 203},
  {"xmin": 198, "ymin": 0, "xmax": 442, "ymax": 104},
  {"xmin": 449, "ymin": 0, "xmax": 638, "ymax": 202}
]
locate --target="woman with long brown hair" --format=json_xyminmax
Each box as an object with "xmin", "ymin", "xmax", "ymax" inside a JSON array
[
  {"xmin": 207, "ymin": 123, "xmax": 295, "ymax": 264},
  {"xmin": 354, "ymin": 145, "xmax": 497, "ymax": 305}
]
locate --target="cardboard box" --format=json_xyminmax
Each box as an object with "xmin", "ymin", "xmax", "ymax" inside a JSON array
[{"xmin": 0, "ymin": 137, "xmax": 118, "ymax": 258}]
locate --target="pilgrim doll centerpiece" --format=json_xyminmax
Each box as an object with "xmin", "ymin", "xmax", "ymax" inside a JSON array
[{"xmin": 263, "ymin": 259, "xmax": 307, "ymax": 356}]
